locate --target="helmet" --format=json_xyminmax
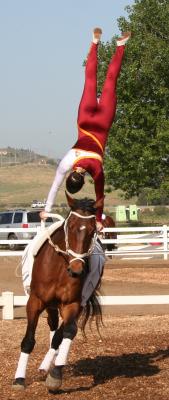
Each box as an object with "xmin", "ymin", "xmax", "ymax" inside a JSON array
[{"xmin": 66, "ymin": 171, "xmax": 85, "ymax": 194}]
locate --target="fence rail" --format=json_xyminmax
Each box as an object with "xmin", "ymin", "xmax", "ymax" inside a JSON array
[
  {"xmin": 1, "ymin": 291, "xmax": 169, "ymax": 320},
  {"xmin": 0, "ymin": 225, "xmax": 168, "ymax": 258},
  {"xmin": 1, "ymin": 225, "xmax": 169, "ymax": 319}
]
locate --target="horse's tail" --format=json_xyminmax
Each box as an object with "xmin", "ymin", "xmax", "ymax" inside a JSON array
[{"xmin": 80, "ymin": 281, "xmax": 103, "ymax": 338}]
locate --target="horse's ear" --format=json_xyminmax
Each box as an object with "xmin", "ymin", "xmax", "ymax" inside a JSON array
[{"xmin": 65, "ymin": 190, "xmax": 75, "ymax": 209}]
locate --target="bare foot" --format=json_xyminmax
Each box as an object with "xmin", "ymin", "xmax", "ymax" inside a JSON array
[{"xmin": 93, "ymin": 27, "xmax": 102, "ymax": 43}]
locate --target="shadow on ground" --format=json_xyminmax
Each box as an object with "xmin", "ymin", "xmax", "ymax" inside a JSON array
[
  {"xmin": 75, "ymin": 347, "xmax": 169, "ymax": 381},
  {"xmin": 46, "ymin": 347, "xmax": 169, "ymax": 395}
]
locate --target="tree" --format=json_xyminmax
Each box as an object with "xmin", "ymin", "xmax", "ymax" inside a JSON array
[{"xmin": 98, "ymin": 0, "xmax": 169, "ymax": 198}]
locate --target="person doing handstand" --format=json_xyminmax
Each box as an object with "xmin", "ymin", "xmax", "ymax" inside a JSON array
[{"xmin": 41, "ymin": 28, "xmax": 131, "ymax": 230}]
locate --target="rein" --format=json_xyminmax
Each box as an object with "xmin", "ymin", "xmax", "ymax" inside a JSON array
[{"xmin": 47, "ymin": 210, "xmax": 97, "ymax": 263}]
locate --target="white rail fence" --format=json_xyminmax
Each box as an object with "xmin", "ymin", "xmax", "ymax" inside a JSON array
[
  {"xmin": 1, "ymin": 225, "xmax": 169, "ymax": 320},
  {"xmin": 0, "ymin": 224, "xmax": 169, "ymax": 258},
  {"xmin": 1, "ymin": 291, "xmax": 169, "ymax": 320},
  {"xmin": 102, "ymin": 225, "xmax": 169, "ymax": 259}
]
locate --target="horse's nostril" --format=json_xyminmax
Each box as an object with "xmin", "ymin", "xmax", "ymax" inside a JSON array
[{"xmin": 67, "ymin": 267, "xmax": 73, "ymax": 277}]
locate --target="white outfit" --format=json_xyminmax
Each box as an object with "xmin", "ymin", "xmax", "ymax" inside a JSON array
[
  {"xmin": 45, "ymin": 149, "xmax": 75, "ymax": 212},
  {"xmin": 45, "ymin": 148, "xmax": 102, "ymax": 212}
]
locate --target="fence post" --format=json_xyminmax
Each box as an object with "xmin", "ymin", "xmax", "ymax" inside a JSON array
[
  {"xmin": 2, "ymin": 291, "xmax": 14, "ymax": 320},
  {"xmin": 163, "ymin": 225, "xmax": 168, "ymax": 260}
]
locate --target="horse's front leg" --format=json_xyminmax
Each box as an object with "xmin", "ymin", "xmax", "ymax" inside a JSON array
[
  {"xmin": 39, "ymin": 306, "xmax": 60, "ymax": 373},
  {"xmin": 46, "ymin": 302, "xmax": 80, "ymax": 392},
  {"xmin": 13, "ymin": 293, "xmax": 44, "ymax": 390}
]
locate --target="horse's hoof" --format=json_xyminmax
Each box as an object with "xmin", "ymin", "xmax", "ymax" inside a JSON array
[
  {"xmin": 46, "ymin": 366, "xmax": 62, "ymax": 392},
  {"xmin": 12, "ymin": 378, "xmax": 26, "ymax": 390}
]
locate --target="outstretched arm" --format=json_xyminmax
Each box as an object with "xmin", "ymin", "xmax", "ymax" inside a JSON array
[
  {"xmin": 44, "ymin": 163, "xmax": 67, "ymax": 213},
  {"xmin": 41, "ymin": 151, "xmax": 74, "ymax": 218}
]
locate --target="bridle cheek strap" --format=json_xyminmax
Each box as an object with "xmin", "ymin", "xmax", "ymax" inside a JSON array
[{"xmin": 48, "ymin": 210, "xmax": 97, "ymax": 262}]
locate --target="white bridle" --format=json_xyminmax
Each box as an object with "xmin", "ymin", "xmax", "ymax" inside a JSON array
[{"xmin": 48, "ymin": 210, "xmax": 97, "ymax": 264}]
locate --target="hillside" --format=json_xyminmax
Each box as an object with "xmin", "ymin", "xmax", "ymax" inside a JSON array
[
  {"xmin": 0, "ymin": 146, "xmax": 54, "ymax": 166},
  {"xmin": 0, "ymin": 163, "xmax": 136, "ymax": 211}
]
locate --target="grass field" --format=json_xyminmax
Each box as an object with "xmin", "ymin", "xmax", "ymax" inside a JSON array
[{"xmin": 0, "ymin": 163, "xmax": 136, "ymax": 211}]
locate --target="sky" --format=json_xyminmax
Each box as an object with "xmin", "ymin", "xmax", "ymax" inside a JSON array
[{"xmin": 0, "ymin": 0, "xmax": 134, "ymax": 159}]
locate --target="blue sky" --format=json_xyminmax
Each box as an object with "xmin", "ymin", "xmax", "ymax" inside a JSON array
[{"xmin": 0, "ymin": 0, "xmax": 134, "ymax": 158}]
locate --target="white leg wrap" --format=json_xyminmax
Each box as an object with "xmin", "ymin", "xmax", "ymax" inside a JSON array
[
  {"xmin": 39, "ymin": 348, "xmax": 57, "ymax": 372},
  {"xmin": 55, "ymin": 338, "xmax": 72, "ymax": 366},
  {"xmin": 15, "ymin": 352, "xmax": 29, "ymax": 379}
]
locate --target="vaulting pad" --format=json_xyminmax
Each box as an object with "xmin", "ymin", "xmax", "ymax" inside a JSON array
[{"xmin": 22, "ymin": 220, "xmax": 64, "ymax": 294}]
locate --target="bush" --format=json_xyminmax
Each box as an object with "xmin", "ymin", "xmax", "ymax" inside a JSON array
[
  {"xmin": 137, "ymin": 187, "xmax": 169, "ymax": 206},
  {"xmin": 140, "ymin": 206, "xmax": 169, "ymax": 225},
  {"xmin": 153, "ymin": 206, "xmax": 169, "ymax": 216},
  {"xmin": 46, "ymin": 158, "xmax": 56, "ymax": 166}
]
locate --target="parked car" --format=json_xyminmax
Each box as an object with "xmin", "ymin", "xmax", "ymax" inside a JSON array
[
  {"xmin": 0, "ymin": 210, "xmax": 53, "ymax": 250},
  {"xmin": 31, "ymin": 200, "xmax": 46, "ymax": 208}
]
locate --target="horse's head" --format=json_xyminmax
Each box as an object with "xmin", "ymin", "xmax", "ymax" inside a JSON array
[
  {"xmin": 102, "ymin": 215, "xmax": 115, "ymax": 229},
  {"xmin": 65, "ymin": 192, "xmax": 99, "ymax": 277}
]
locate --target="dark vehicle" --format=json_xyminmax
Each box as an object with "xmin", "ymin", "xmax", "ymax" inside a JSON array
[{"xmin": 0, "ymin": 210, "xmax": 53, "ymax": 250}]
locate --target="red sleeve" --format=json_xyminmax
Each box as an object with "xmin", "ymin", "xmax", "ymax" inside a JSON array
[
  {"xmin": 91, "ymin": 164, "xmax": 104, "ymax": 222},
  {"xmin": 73, "ymin": 158, "xmax": 104, "ymax": 221}
]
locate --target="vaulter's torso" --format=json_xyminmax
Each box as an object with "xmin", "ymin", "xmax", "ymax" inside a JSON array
[{"xmin": 72, "ymin": 125, "xmax": 108, "ymax": 158}]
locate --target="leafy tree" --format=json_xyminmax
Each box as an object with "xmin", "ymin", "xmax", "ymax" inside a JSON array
[
  {"xmin": 137, "ymin": 180, "xmax": 169, "ymax": 205},
  {"xmin": 97, "ymin": 0, "xmax": 169, "ymax": 198}
]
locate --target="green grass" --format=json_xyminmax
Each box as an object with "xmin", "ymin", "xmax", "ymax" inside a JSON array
[
  {"xmin": 1, "ymin": 163, "xmax": 169, "ymax": 225},
  {"xmin": 0, "ymin": 163, "xmax": 136, "ymax": 210}
]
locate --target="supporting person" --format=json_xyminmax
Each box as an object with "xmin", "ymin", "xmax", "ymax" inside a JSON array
[{"xmin": 41, "ymin": 28, "xmax": 131, "ymax": 231}]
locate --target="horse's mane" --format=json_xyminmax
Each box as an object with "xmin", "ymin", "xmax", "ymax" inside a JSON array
[{"xmin": 71, "ymin": 197, "xmax": 96, "ymax": 214}]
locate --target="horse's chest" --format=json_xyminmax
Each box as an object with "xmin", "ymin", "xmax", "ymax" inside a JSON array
[{"xmin": 60, "ymin": 281, "xmax": 82, "ymax": 304}]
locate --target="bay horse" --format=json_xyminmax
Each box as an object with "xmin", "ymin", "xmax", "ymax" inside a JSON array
[
  {"xmin": 13, "ymin": 192, "xmax": 102, "ymax": 392},
  {"xmin": 101, "ymin": 214, "xmax": 117, "ymax": 252}
]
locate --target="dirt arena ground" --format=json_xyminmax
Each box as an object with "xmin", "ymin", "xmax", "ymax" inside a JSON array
[{"xmin": 1, "ymin": 257, "xmax": 169, "ymax": 399}]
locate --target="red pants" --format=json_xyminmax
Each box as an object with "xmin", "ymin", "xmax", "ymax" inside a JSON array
[{"xmin": 77, "ymin": 43, "xmax": 125, "ymax": 151}]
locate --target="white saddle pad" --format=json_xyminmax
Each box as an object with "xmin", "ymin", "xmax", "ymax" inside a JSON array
[
  {"xmin": 22, "ymin": 220, "xmax": 64, "ymax": 294},
  {"xmin": 32, "ymin": 220, "xmax": 64, "ymax": 256}
]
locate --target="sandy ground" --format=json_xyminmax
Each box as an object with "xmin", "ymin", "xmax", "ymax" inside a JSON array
[
  {"xmin": 1, "ymin": 256, "xmax": 169, "ymax": 294},
  {"xmin": 1, "ymin": 315, "xmax": 169, "ymax": 399},
  {"xmin": 1, "ymin": 256, "xmax": 169, "ymax": 316},
  {"xmin": 1, "ymin": 257, "xmax": 169, "ymax": 399}
]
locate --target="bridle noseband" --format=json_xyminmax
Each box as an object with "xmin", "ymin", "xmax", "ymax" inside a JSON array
[{"xmin": 47, "ymin": 210, "xmax": 97, "ymax": 265}]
